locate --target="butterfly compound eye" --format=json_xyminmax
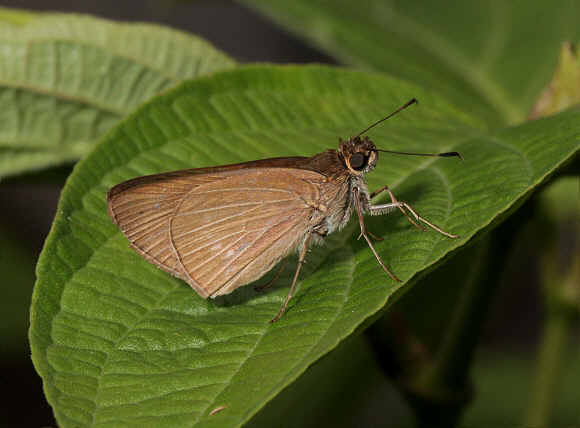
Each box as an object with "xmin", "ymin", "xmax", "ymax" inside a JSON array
[{"xmin": 349, "ymin": 152, "xmax": 367, "ymax": 171}]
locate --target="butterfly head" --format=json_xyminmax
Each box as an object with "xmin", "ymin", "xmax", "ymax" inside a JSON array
[{"xmin": 338, "ymin": 135, "xmax": 379, "ymax": 176}]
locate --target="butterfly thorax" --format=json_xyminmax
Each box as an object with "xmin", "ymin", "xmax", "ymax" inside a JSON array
[{"xmin": 304, "ymin": 146, "xmax": 373, "ymax": 239}]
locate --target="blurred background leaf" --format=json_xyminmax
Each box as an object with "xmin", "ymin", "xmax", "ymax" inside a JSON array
[
  {"xmin": 243, "ymin": 0, "xmax": 580, "ymax": 126},
  {"xmin": 0, "ymin": 11, "xmax": 235, "ymax": 178}
]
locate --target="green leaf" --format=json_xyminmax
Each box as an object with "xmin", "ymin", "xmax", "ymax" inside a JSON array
[
  {"xmin": 241, "ymin": 0, "xmax": 580, "ymax": 126},
  {"xmin": 0, "ymin": 10, "xmax": 236, "ymax": 178},
  {"xmin": 30, "ymin": 65, "xmax": 579, "ymax": 427}
]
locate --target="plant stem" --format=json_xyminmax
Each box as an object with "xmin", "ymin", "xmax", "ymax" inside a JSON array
[
  {"xmin": 524, "ymin": 309, "xmax": 572, "ymax": 426},
  {"xmin": 525, "ymin": 179, "xmax": 579, "ymax": 425}
]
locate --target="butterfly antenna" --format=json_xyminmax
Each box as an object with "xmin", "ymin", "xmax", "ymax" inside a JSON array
[
  {"xmin": 358, "ymin": 98, "xmax": 465, "ymax": 165},
  {"xmin": 357, "ymin": 98, "xmax": 418, "ymax": 136},
  {"xmin": 376, "ymin": 148, "xmax": 465, "ymax": 164}
]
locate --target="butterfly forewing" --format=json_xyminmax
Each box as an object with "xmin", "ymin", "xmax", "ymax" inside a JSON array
[{"xmin": 107, "ymin": 167, "xmax": 327, "ymax": 298}]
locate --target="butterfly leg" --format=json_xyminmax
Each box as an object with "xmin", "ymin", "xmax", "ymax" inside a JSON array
[
  {"xmin": 360, "ymin": 225, "xmax": 384, "ymax": 242},
  {"xmin": 371, "ymin": 185, "xmax": 426, "ymax": 231},
  {"xmin": 367, "ymin": 188, "xmax": 459, "ymax": 239},
  {"xmin": 354, "ymin": 188, "xmax": 401, "ymax": 282},
  {"xmin": 360, "ymin": 186, "xmax": 394, "ymax": 241},
  {"xmin": 269, "ymin": 232, "xmax": 312, "ymax": 323},
  {"xmin": 255, "ymin": 257, "xmax": 289, "ymax": 292}
]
